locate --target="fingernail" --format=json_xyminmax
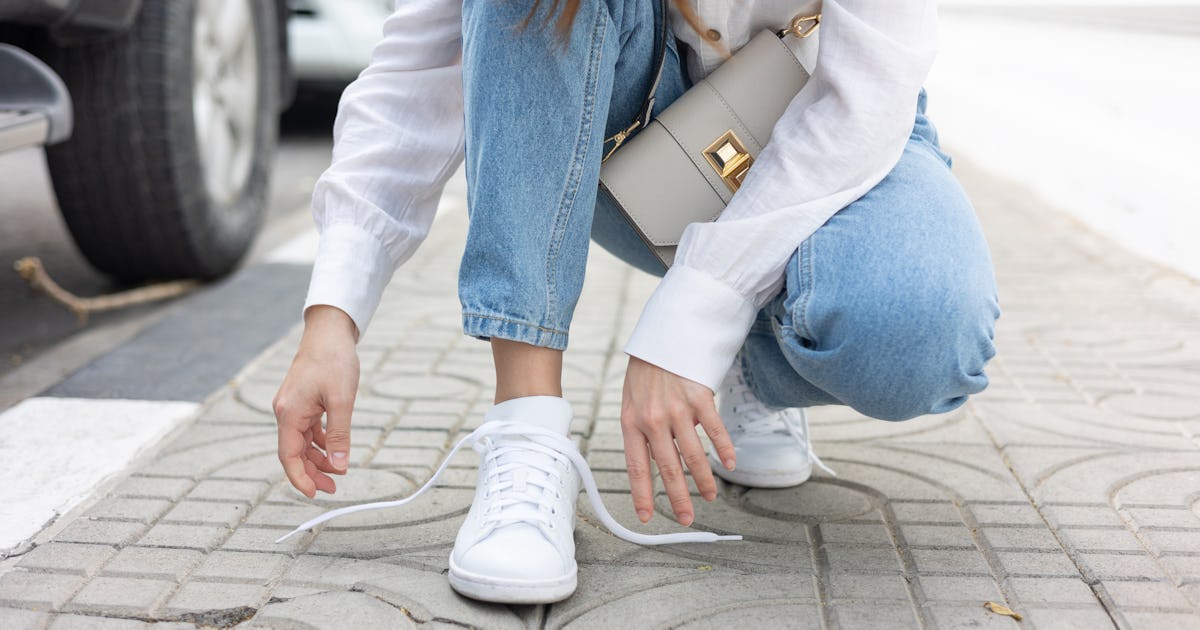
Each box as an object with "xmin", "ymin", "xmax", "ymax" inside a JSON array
[
  {"xmin": 637, "ymin": 509, "xmax": 651, "ymax": 523},
  {"xmin": 679, "ymin": 513, "xmax": 694, "ymax": 526},
  {"xmin": 723, "ymin": 458, "xmax": 735, "ymax": 471},
  {"xmin": 331, "ymin": 452, "xmax": 348, "ymax": 470},
  {"xmin": 703, "ymin": 492, "xmax": 716, "ymax": 502}
]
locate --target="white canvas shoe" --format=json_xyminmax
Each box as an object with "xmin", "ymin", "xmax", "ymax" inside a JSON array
[
  {"xmin": 276, "ymin": 395, "xmax": 740, "ymax": 605},
  {"xmin": 708, "ymin": 359, "xmax": 835, "ymax": 488},
  {"xmin": 447, "ymin": 395, "xmax": 580, "ymax": 603}
]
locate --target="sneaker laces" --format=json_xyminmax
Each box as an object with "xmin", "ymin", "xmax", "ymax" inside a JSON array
[
  {"xmin": 727, "ymin": 380, "xmax": 836, "ymax": 477},
  {"xmin": 275, "ymin": 421, "xmax": 742, "ymax": 546}
]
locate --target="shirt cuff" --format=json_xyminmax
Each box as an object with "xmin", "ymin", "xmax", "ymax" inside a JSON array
[
  {"xmin": 302, "ymin": 223, "xmax": 395, "ymax": 341},
  {"xmin": 624, "ymin": 265, "xmax": 759, "ymax": 392}
]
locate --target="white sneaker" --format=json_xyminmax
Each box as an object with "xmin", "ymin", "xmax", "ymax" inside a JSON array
[
  {"xmin": 276, "ymin": 395, "xmax": 740, "ymax": 605},
  {"xmin": 447, "ymin": 396, "xmax": 579, "ymax": 603},
  {"xmin": 708, "ymin": 358, "xmax": 835, "ymax": 488}
]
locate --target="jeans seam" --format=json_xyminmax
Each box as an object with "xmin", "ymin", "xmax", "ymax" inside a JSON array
[
  {"xmin": 463, "ymin": 312, "xmax": 569, "ymax": 337},
  {"xmin": 544, "ymin": 8, "xmax": 609, "ymax": 333},
  {"xmin": 794, "ymin": 238, "xmax": 816, "ymax": 342}
]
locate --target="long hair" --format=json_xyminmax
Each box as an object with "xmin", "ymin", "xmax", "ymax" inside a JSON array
[{"xmin": 523, "ymin": 0, "xmax": 713, "ymax": 48}]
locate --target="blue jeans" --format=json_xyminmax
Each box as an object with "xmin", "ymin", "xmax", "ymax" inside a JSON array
[{"xmin": 459, "ymin": 0, "xmax": 999, "ymax": 421}]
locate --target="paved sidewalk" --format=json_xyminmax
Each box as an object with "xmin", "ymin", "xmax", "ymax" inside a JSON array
[{"xmin": 3, "ymin": 160, "xmax": 1200, "ymax": 629}]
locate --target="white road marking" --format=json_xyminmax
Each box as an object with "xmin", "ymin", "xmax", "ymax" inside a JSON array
[{"xmin": 0, "ymin": 397, "xmax": 199, "ymax": 553}]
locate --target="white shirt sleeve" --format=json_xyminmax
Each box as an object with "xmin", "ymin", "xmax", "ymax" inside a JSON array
[
  {"xmin": 302, "ymin": 0, "xmax": 465, "ymax": 339},
  {"xmin": 624, "ymin": 0, "xmax": 940, "ymax": 390}
]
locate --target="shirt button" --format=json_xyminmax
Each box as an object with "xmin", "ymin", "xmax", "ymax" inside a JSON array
[{"xmin": 705, "ymin": 29, "xmax": 722, "ymax": 41}]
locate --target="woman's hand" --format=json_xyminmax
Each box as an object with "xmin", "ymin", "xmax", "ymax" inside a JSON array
[
  {"xmin": 621, "ymin": 356, "xmax": 736, "ymax": 526},
  {"xmin": 273, "ymin": 305, "xmax": 360, "ymax": 498}
]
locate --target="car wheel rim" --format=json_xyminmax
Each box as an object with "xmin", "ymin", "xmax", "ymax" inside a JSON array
[{"xmin": 193, "ymin": 0, "xmax": 259, "ymax": 206}]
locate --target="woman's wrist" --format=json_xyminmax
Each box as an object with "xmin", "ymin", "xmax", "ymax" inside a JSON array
[{"xmin": 302, "ymin": 305, "xmax": 359, "ymax": 344}]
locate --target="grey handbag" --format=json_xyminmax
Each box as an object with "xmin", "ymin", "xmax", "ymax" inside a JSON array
[{"xmin": 598, "ymin": 7, "xmax": 820, "ymax": 268}]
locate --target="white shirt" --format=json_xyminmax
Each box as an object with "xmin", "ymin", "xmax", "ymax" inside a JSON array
[{"xmin": 304, "ymin": 0, "xmax": 939, "ymax": 392}]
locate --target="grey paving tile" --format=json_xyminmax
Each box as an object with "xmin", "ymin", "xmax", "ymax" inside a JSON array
[
  {"xmin": 52, "ymin": 520, "xmax": 144, "ymax": 547},
  {"xmin": 0, "ymin": 571, "xmax": 83, "ymax": 609},
  {"xmin": 102, "ymin": 547, "xmax": 203, "ymax": 581},
  {"xmin": 1100, "ymin": 579, "xmax": 1195, "ymax": 611},
  {"xmin": 16, "ymin": 543, "xmax": 115, "ymax": 577},
  {"xmin": 160, "ymin": 581, "xmax": 267, "ymax": 616},
  {"xmin": 0, "ymin": 608, "xmax": 49, "ymax": 630},
  {"xmin": 909, "ymin": 548, "xmax": 994, "ymax": 575},
  {"xmin": 136, "ymin": 524, "xmax": 228, "ymax": 551},
  {"xmin": 48, "ymin": 615, "xmax": 145, "ymax": 629},
  {"xmin": 1009, "ymin": 577, "xmax": 1100, "ymax": 605},
  {"xmin": 64, "ymin": 577, "xmax": 172, "ymax": 616},
  {"xmin": 189, "ymin": 551, "xmax": 289, "ymax": 582},
  {"xmin": 82, "ymin": 498, "xmax": 172, "ymax": 524}
]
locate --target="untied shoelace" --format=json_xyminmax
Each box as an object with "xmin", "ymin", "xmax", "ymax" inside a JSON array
[{"xmin": 275, "ymin": 421, "xmax": 743, "ymax": 545}]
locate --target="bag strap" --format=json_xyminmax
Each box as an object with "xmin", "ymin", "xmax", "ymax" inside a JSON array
[
  {"xmin": 601, "ymin": 5, "xmax": 822, "ymax": 163},
  {"xmin": 603, "ymin": 0, "xmax": 671, "ymax": 162}
]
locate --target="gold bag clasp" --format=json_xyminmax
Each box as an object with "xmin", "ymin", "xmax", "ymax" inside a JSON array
[{"xmin": 703, "ymin": 130, "xmax": 753, "ymax": 192}]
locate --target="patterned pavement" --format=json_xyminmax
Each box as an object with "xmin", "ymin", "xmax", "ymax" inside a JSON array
[{"xmin": 2, "ymin": 159, "xmax": 1199, "ymax": 629}]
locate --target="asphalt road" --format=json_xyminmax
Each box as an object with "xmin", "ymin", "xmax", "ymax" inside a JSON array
[{"xmin": 0, "ymin": 97, "xmax": 338, "ymax": 388}]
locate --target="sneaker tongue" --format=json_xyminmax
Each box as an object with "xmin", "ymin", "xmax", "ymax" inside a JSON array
[{"xmin": 483, "ymin": 396, "xmax": 573, "ymax": 436}]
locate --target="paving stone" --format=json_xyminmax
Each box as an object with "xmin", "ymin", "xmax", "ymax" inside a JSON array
[
  {"xmin": 48, "ymin": 615, "xmax": 145, "ymax": 629},
  {"xmin": 1100, "ymin": 579, "xmax": 1195, "ymax": 611},
  {"xmin": 909, "ymin": 548, "xmax": 993, "ymax": 575},
  {"xmin": 1058, "ymin": 528, "xmax": 1148, "ymax": 553},
  {"xmin": 1119, "ymin": 612, "xmax": 1200, "ymax": 629},
  {"xmin": 52, "ymin": 520, "xmax": 144, "ymax": 546},
  {"xmin": 0, "ymin": 607, "xmax": 49, "ymax": 630},
  {"xmin": 65, "ymin": 577, "xmax": 173, "ymax": 616},
  {"xmin": 102, "ymin": 547, "xmax": 203, "ymax": 581},
  {"xmin": 818, "ymin": 523, "xmax": 894, "ymax": 546},
  {"xmin": 161, "ymin": 501, "xmax": 249, "ymax": 528},
  {"xmin": 17, "ymin": 543, "xmax": 115, "ymax": 577},
  {"xmin": 971, "ymin": 503, "xmax": 1046, "ymax": 526},
  {"xmin": 1076, "ymin": 553, "xmax": 1169, "ymax": 580},
  {"xmin": 824, "ymin": 546, "xmax": 904, "ymax": 574},
  {"xmin": 1008, "ymin": 577, "xmax": 1099, "ymax": 605},
  {"xmin": 995, "ymin": 551, "xmax": 1081, "ymax": 577},
  {"xmin": 917, "ymin": 576, "xmax": 1004, "ymax": 602},
  {"xmin": 160, "ymin": 581, "xmax": 266, "ymax": 615},
  {"xmin": 187, "ymin": 480, "xmax": 268, "ymax": 503},
  {"xmin": 900, "ymin": 524, "xmax": 978, "ymax": 548},
  {"xmin": 82, "ymin": 498, "xmax": 172, "ymax": 524},
  {"xmin": 190, "ymin": 551, "xmax": 289, "ymax": 582},
  {"xmin": 1022, "ymin": 606, "xmax": 1118, "ymax": 630},
  {"xmin": 112, "ymin": 477, "xmax": 193, "ymax": 501},
  {"xmin": 826, "ymin": 573, "xmax": 910, "ymax": 601},
  {"xmin": 137, "ymin": 524, "xmax": 228, "ymax": 551},
  {"xmin": 0, "ymin": 571, "xmax": 83, "ymax": 609},
  {"xmin": 248, "ymin": 590, "xmax": 417, "ymax": 628},
  {"xmin": 981, "ymin": 526, "xmax": 1064, "ymax": 551},
  {"xmin": 927, "ymin": 605, "xmax": 1018, "ymax": 629}
]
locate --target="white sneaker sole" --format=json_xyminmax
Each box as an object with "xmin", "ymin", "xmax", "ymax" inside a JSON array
[
  {"xmin": 448, "ymin": 555, "xmax": 577, "ymax": 604},
  {"xmin": 708, "ymin": 451, "xmax": 813, "ymax": 488}
]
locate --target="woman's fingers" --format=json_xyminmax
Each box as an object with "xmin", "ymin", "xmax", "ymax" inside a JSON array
[
  {"xmin": 675, "ymin": 420, "xmax": 717, "ymax": 501},
  {"xmin": 277, "ymin": 423, "xmax": 316, "ymax": 498},
  {"xmin": 649, "ymin": 434, "xmax": 694, "ymax": 526},
  {"xmin": 622, "ymin": 428, "xmax": 655, "ymax": 523},
  {"xmin": 695, "ymin": 399, "xmax": 736, "ymax": 471},
  {"xmin": 304, "ymin": 458, "xmax": 336, "ymax": 494}
]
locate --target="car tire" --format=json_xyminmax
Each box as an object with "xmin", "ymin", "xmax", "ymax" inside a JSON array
[{"xmin": 44, "ymin": 0, "xmax": 280, "ymax": 281}]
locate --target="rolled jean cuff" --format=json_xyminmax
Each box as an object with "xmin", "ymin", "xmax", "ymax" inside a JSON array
[{"xmin": 462, "ymin": 312, "xmax": 570, "ymax": 351}]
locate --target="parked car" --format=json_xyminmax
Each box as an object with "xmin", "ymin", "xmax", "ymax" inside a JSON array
[
  {"xmin": 288, "ymin": 0, "xmax": 391, "ymax": 92},
  {"xmin": 0, "ymin": 0, "xmax": 292, "ymax": 281}
]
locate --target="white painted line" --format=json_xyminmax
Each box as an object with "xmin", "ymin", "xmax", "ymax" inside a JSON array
[{"xmin": 0, "ymin": 397, "xmax": 199, "ymax": 552}]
